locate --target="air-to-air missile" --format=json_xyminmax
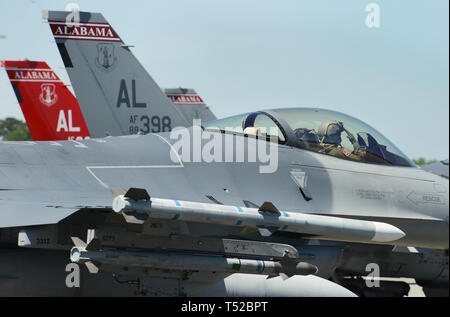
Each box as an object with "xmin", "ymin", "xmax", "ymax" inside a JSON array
[
  {"xmin": 112, "ymin": 188, "xmax": 406, "ymax": 244},
  {"xmin": 70, "ymin": 247, "xmax": 319, "ymax": 278}
]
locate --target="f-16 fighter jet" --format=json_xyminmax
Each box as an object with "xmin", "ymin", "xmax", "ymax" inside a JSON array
[{"xmin": 0, "ymin": 10, "xmax": 447, "ymax": 297}]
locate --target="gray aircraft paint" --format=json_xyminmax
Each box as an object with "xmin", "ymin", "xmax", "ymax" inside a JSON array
[
  {"xmin": 0, "ymin": 127, "xmax": 448, "ymax": 249},
  {"xmin": 422, "ymin": 160, "xmax": 449, "ymax": 179},
  {"xmin": 44, "ymin": 11, "xmax": 217, "ymax": 138},
  {"xmin": 0, "ymin": 120, "xmax": 448, "ymax": 296},
  {"xmin": 0, "ymin": 10, "xmax": 446, "ymax": 296}
]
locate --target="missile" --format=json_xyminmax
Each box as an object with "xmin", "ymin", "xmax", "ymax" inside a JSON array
[
  {"xmin": 70, "ymin": 247, "xmax": 318, "ymax": 278},
  {"xmin": 112, "ymin": 188, "xmax": 406, "ymax": 244}
]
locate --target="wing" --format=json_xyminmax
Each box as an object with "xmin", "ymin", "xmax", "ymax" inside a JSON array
[{"xmin": 0, "ymin": 189, "xmax": 111, "ymax": 228}]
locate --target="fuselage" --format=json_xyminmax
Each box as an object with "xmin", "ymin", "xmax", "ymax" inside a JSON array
[{"xmin": 0, "ymin": 131, "xmax": 448, "ymax": 249}]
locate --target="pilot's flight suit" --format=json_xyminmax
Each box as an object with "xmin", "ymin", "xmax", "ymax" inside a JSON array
[{"xmin": 320, "ymin": 143, "xmax": 366, "ymax": 162}]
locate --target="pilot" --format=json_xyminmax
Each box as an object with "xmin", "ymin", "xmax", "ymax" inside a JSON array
[{"xmin": 317, "ymin": 121, "xmax": 365, "ymax": 161}]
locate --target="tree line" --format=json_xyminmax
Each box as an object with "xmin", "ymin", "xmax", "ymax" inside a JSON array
[{"xmin": 0, "ymin": 118, "xmax": 32, "ymax": 141}]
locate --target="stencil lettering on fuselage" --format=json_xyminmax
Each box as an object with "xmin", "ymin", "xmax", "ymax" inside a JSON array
[{"xmin": 407, "ymin": 192, "xmax": 446, "ymax": 206}]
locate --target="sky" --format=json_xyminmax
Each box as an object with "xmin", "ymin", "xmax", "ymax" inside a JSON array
[{"xmin": 0, "ymin": 0, "xmax": 448, "ymax": 160}]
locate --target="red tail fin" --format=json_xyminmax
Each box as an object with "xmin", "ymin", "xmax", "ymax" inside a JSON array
[{"xmin": 2, "ymin": 60, "xmax": 91, "ymax": 141}]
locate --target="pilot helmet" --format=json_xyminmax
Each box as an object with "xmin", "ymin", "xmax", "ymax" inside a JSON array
[
  {"xmin": 318, "ymin": 121, "xmax": 343, "ymax": 144},
  {"xmin": 294, "ymin": 128, "xmax": 318, "ymax": 143}
]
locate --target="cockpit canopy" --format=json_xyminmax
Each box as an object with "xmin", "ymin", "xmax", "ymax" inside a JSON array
[{"xmin": 203, "ymin": 108, "xmax": 414, "ymax": 167}]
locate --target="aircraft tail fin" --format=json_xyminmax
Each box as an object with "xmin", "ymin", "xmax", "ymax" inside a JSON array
[
  {"xmin": 2, "ymin": 60, "xmax": 91, "ymax": 141},
  {"xmin": 44, "ymin": 10, "xmax": 193, "ymax": 137},
  {"xmin": 165, "ymin": 88, "xmax": 217, "ymax": 123}
]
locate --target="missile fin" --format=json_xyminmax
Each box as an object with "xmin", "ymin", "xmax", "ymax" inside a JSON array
[
  {"xmin": 243, "ymin": 200, "xmax": 259, "ymax": 208},
  {"xmin": 125, "ymin": 188, "xmax": 151, "ymax": 201},
  {"xmin": 259, "ymin": 202, "xmax": 281, "ymax": 215},
  {"xmin": 110, "ymin": 187, "xmax": 127, "ymax": 197},
  {"xmin": 122, "ymin": 212, "xmax": 148, "ymax": 225},
  {"xmin": 258, "ymin": 227, "xmax": 276, "ymax": 237},
  {"xmin": 71, "ymin": 237, "xmax": 87, "ymax": 248},
  {"xmin": 240, "ymin": 227, "xmax": 259, "ymax": 235},
  {"xmin": 257, "ymin": 225, "xmax": 280, "ymax": 237},
  {"xmin": 85, "ymin": 261, "xmax": 100, "ymax": 274}
]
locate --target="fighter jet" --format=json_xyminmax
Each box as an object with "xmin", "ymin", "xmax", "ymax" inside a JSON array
[
  {"xmin": 44, "ymin": 9, "xmax": 449, "ymax": 296},
  {"xmin": 0, "ymin": 10, "xmax": 447, "ymax": 297},
  {"xmin": 1, "ymin": 104, "xmax": 448, "ymax": 295}
]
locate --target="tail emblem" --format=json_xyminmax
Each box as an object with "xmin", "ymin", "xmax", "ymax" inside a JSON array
[
  {"xmin": 39, "ymin": 84, "xmax": 58, "ymax": 107},
  {"xmin": 95, "ymin": 43, "xmax": 118, "ymax": 71}
]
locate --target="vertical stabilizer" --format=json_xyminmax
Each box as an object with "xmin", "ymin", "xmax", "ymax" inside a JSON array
[
  {"xmin": 45, "ymin": 11, "xmax": 192, "ymax": 137},
  {"xmin": 165, "ymin": 88, "xmax": 217, "ymax": 123},
  {"xmin": 3, "ymin": 60, "xmax": 90, "ymax": 141}
]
